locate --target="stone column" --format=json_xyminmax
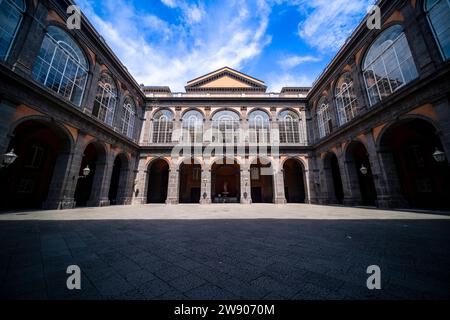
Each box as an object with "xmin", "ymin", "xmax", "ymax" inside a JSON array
[
  {"xmin": 434, "ymin": 98, "xmax": 450, "ymax": 161},
  {"xmin": 118, "ymin": 155, "xmax": 137, "ymax": 205},
  {"xmin": 43, "ymin": 151, "xmax": 74, "ymax": 209},
  {"xmin": 140, "ymin": 109, "xmax": 151, "ymax": 145},
  {"xmin": 132, "ymin": 156, "xmax": 148, "ymax": 205},
  {"xmin": 11, "ymin": 3, "xmax": 47, "ymax": 76},
  {"xmin": 273, "ymin": 168, "xmax": 286, "ymax": 204},
  {"xmin": 0, "ymin": 100, "xmax": 16, "ymax": 154},
  {"xmin": 87, "ymin": 149, "xmax": 114, "ymax": 207},
  {"xmin": 365, "ymin": 131, "xmax": 405, "ymax": 209},
  {"xmin": 240, "ymin": 165, "xmax": 251, "ymax": 204},
  {"xmin": 166, "ymin": 163, "xmax": 179, "ymax": 204},
  {"xmin": 54, "ymin": 132, "xmax": 87, "ymax": 209},
  {"xmin": 302, "ymin": 157, "xmax": 313, "ymax": 204},
  {"xmin": 200, "ymin": 163, "xmax": 211, "ymax": 204},
  {"xmin": 341, "ymin": 155, "xmax": 363, "ymax": 206}
]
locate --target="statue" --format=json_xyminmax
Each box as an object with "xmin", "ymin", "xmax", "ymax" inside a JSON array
[{"xmin": 223, "ymin": 181, "xmax": 228, "ymax": 193}]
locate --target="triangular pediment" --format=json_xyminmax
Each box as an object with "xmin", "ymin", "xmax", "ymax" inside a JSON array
[{"xmin": 186, "ymin": 67, "xmax": 267, "ymax": 92}]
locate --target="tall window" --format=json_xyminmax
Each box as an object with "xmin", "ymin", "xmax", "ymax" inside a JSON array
[
  {"xmin": 212, "ymin": 110, "xmax": 240, "ymax": 144},
  {"xmin": 335, "ymin": 73, "xmax": 358, "ymax": 126},
  {"xmin": 182, "ymin": 110, "xmax": 203, "ymax": 144},
  {"xmin": 152, "ymin": 109, "xmax": 174, "ymax": 143},
  {"xmin": 32, "ymin": 26, "xmax": 88, "ymax": 106},
  {"xmin": 425, "ymin": 0, "xmax": 450, "ymax": 60},
  {"xmin": 0, "ymin": 0, "xmax": 25, "ymax": 60},
  {"xmin": 317, "ymin": 98, "xmax": 333, "ymax": 139},
  {"xmin": 249, "ymin": 110, "xmax": 270, "ymax": 144},
  {"xmin": 362, "ymin": 25, "xmax": 418, "ymax": 106},
  {"xmin": 121, "ymin": 97, "xmax": 135, "ymax": 139},
  {"xmin": 92, "ymin": 73, "xmax": 117, "ymax": 125},
  {"xmin": 278, "ymin": 109, "xmax": 305, "ymax": 144}
]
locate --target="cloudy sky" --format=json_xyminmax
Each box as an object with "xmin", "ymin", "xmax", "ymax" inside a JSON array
[{"xmin": 77, "ymin": 0, "xmax": 374, "ymax": 92}]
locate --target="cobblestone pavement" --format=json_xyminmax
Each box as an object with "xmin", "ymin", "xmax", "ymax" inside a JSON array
[{"xmin": 0, "ymin": 204, "xmax": 449, "ymax": 300}]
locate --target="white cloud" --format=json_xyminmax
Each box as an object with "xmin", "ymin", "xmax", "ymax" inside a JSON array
[
  {"xmin": 278, "ymin": 55, "xmax": 321, "ymax": 69},
  {"xmin": 78, "ymin": 0, "xmax": 272, "ymax": 91},
  {"xmin": 267, "ymin": 72, "xmax": 315, "ymax": 92},
  {"xmin": 160, "ymin": 0, "xmax": 206, "ymax": 25},
  {"xmin": 295, "ymin": 0, "xmax": 374, "ymax": 52}
]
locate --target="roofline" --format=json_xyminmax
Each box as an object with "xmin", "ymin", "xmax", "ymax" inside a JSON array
[{"xmin": 186, "ymin": 66, "xmax": 266, "ymax": 86}]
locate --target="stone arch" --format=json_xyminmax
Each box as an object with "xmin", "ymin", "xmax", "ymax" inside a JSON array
[
  {"xmin": 108, "ymin": 152, "xmax": 130, "ymax": 205},
  {"xmin": 1, "ymin": 116, "xmax": 74, "ymax": 210},
  {"xmin": 282, "ymin": 157, "xmax": 307, "ymax": 203},
  {"xmin": 146, "ymin": 157, "xmax": 170, "ymax": 203},
  {"xmin": 377, "ymin": 117, "xmax": 450, "ymax": 209},
  {"xmin": 323, "ymin": 151, "xmax": 344, "ymax": 204}
]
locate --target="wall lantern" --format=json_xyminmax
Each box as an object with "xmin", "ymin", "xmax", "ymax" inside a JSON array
[
  {"xmin": 360, "ymin": 164, "xmax": 368, "ymax": 176},
  {"xmin": 432, "ymin": 148, "xmax": 446, "ymax": 163},
  {"xmin": 1, "ymin": 149, "xmax": 18, "ymax": 168},
  {"xmin": 79, "ymin": 165, "xmax": 91, "ymax": 178}
]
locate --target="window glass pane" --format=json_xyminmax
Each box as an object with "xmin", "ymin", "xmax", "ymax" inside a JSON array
[
  {"xmin": 0, "ymin": 0, "xmax": 24, "ymax": 60},
  {"xmin": 428, "ymin": 0, "xmax": 450, "ymax": 59}
]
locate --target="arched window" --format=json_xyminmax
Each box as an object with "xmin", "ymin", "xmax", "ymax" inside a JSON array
[
  {"xmin": 0, "ymin": 0, "xmax": 25, "ymax": 60},
  {"xmin": 317, "ymin": 98, "xmax": 333, "ymax": 139},
  {"xmin": 92, "ymin": 73, "xmax": 117, "ymax": 125},
  {"xmin": 248, "ymin": 110, "xmax": 270, "ymax": 144},
  {"xmin": 362, "ymin": 25, "xmax": 418, "ymax": 106},
  {"xmin": 182, "ymin": 110, "xmax": 203, "ymax": 144},
  {"xmin": 425, "ymin": 0, "xmax": 450, "ymax": 60},
  {"xmin": 335, "ymin": 73, "xmax": 358, "ymax": 126},
  {"xmin": 212, "ymin": 110, "xmax": 240, "ymax": 144},
  {"xmin": 278, "ymin": 109, "xmax": 305, "ymax": 144},
  {"xmin": 121, "ymin": 97, "xmax": 135, "ymax": 139},
  {"xmin": 32, "ymin": 26, "xmax": 88, "ymax": 106},
  {"xmin": 152, "ymin": 109, "xmax": 174, "ymax": 143}
]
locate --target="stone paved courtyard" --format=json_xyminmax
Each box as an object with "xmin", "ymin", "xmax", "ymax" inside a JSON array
[{"xmin": 0, "ymin": 204, "xmax": 449, "ymax": 300}]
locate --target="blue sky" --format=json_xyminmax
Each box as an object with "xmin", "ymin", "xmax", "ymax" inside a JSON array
[{"xmin": 77, "ymin": 0, "xmax": 374, "ymax": 92}]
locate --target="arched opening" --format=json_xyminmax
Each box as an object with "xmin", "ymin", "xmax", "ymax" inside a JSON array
[
  {"xmin": 74, "ymin": 142, "xmax": 106, "ymax": 207},
  {"xmin": 250, "ymin": 158, "xmax": 274, "ymax": 203},
  {"xmin": 179, "ymin": 159, "xmax": 202, "ymax": 203},
  {"xmin": 324, "ymin": 153, "xmax": 344, "ymax": 204},
  {"xmin": 108, "ymin": 154, "xmax": 129, "ymax": 205},
  {"xmin": 147, "ymin": 159, "xmax": 169, "ymax": 203},
  {"xmin": 380, "ymin": 118, "xmax": 450, "ymax": 210},
  {"xmin": 211, "ymin": 159, "xmax": 240, "ymax": 203},
  {"xmin": 283, "ymin": 159, "xmax": 306, "ymax": 203},
  {"xmin": 0, "ymin": 119, "xmax": 71, "ymax": 210},
  {"xmin": 346, "ymin": 141, "xmax": 377, "ymax": 206}
]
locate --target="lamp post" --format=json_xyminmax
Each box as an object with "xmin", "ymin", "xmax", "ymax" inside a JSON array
[{"xmin": 0, "ymin": 149, "xmax": 18, "ymax": 168}]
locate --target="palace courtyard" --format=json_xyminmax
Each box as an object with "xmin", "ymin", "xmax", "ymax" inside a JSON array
[{"xmin": 0, "ymin": 204, "xmax": 449, "ymax": 300}]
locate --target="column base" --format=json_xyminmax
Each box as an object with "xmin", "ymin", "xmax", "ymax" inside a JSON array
[
  {"xmin": 132, "ymin": 197, "xmax": 146, "ymax": 205},
  {"xmin": 376, "ymin": 195, "xmax": 408, "ymax": 209},
  {"xmin": 166, "ymin": 198, "xmax": 179, "ymax": 205},
  {"xmin": 200, "ymin": 198, "xmax": 211, "ymax": 204},
  {"xmin": 274, "ymin": 197, "xmax": 286, "ymax": 204},
  {"xmin": 43, "ymin": 198, "xmax": 76, "ymax": 210},
  {"xmin": 343, "ymin": 197, "xmax": 363, "ymax": 207},
  {"xmin": 87, "ymin": 199, "xmax": 110, "ymax": 207}
]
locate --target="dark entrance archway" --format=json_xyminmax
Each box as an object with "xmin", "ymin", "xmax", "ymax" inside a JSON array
[
  {"xmin": 108, "ymin": 154, "xmax": 129, "ymax": 205},
  {"xmin": 324, "ymin": 152, "xmax": 344, "ymax": 204},
  {"xmin": 147, "ymin": 159, "xmax": 169, "ymax": 203},
  {"xmin": 74, "ymin": 142, "xmax": 106, "ymax": 207},
  {"xmin": 380, "ymin": 119, "xmax": 450, "ymax": 210},
  {"xmin": 346, "ymin": 141, "xmax": 377, "ymax": 206},
  {"xmin": 250, "ymin": 158, "xmax": 274, "ymax": 203},
  {"xmin": 211, "ymin": 159, "xmax": 240, "ymax": 203},
  {"xmin": 0, "ymin": 119, "xmax": 71, "ymax": 210},
  {"xmin": 283, "ymin": 159, "xmax": 306, "ymax": 203},
  {"xmin": 179, "ymin": 159, "xmax": 202, "ymax": 203}
]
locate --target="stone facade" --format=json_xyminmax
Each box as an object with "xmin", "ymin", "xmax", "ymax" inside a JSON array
[{"xmin": 0, "ymin": 0, "xmax": 449, "ymax": 211}]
